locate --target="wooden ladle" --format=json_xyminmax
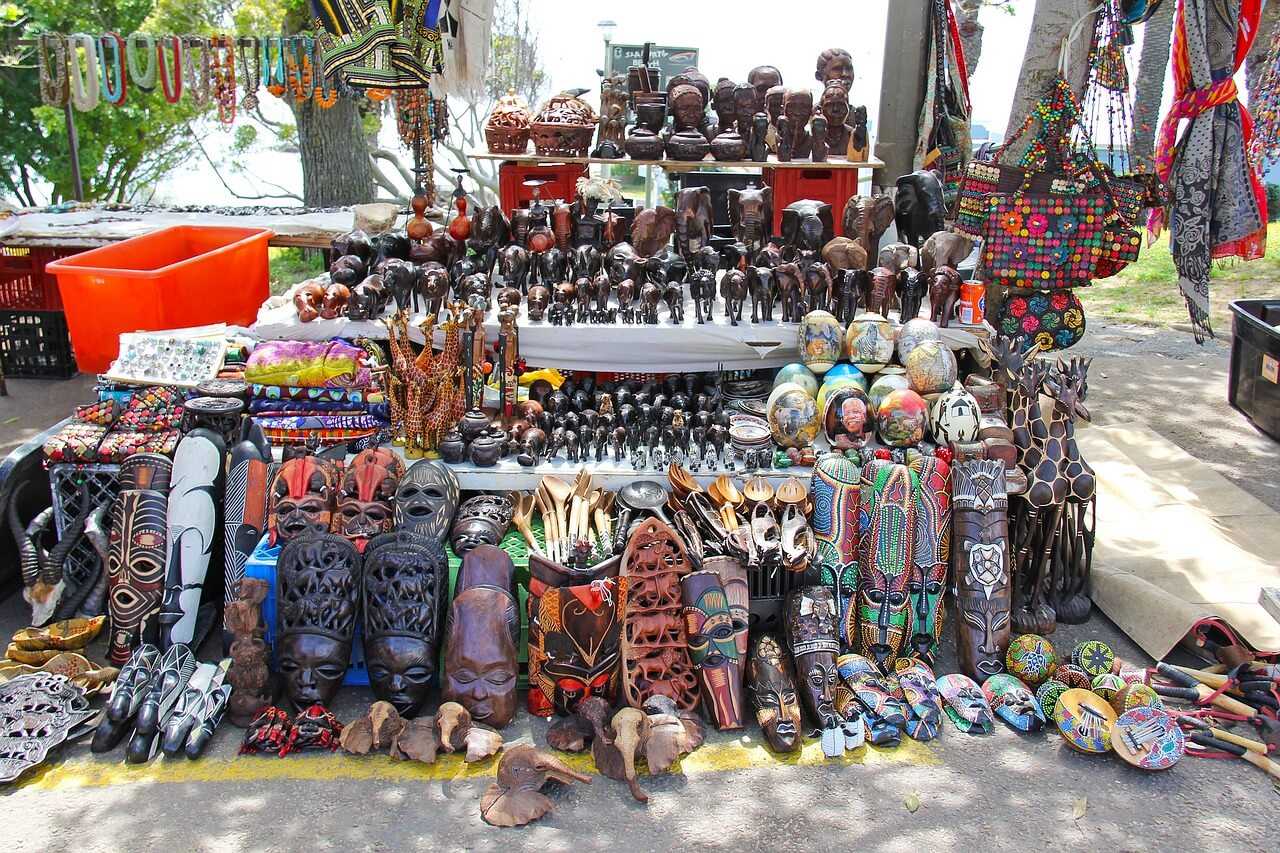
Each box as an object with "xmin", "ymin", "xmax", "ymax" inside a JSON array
[
  {"xmin": 709, "ymin": 475, "xmax": 744, "ymax": 531},
  {"xmin": 510, "ymin": 492, "xmax": 541, "ymax": 556},
  {"xmin": 594, "ymin": 490, "xmax": 615, "ymax": 543},
  {"xmin": 542, "ymin": 475, "xmax": 574, "ymax": 562}
]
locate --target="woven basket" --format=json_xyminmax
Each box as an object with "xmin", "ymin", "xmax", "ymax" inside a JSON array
[
  {"xmin": 485, "ymin": 125, "xmax": 531, "ymax": 155},
  {"xmin": 530, "ymin": 122, "xmax": 595, "ymax": 157}
]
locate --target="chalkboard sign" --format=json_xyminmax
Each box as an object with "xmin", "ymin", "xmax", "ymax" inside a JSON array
[{"xmin": 606, "ymin": 44, "xmax": 700, "ymax": 87}]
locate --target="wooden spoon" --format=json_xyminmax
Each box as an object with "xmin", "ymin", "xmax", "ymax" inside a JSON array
[
  {"xmin": 510, "ymin": 492, "xmax": 542, "ymax": 556},
  {"xmin": 594, "ymin": 490, "xmax": 615, "ymax": 542},
  {"xmin": 667, "ymin": 462, "xmax": 701, "ymax": 501},
  {"xmin": 742, "ymin": 475, "xmax": 774, "ymax": 510},
  {"xmin": 709, "ymin": 475, "xmax": 743, "ymax": 531},
  {"xmin": 534, "ymin": 483, "xmax": 557, "ymax": 561},
  {"xmin": 542, "ymin": 475, "xmax": 574, "ymax": 562},
  {"xmin": 569, "ymin": 470, "xmax": 593, "ymax": 546}
]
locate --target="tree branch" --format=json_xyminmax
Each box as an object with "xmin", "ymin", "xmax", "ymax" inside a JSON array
[
  {"xmin": 185, "ymin": 123, "xmax": 303, "ymax": 202},
  {"xmin": 370, "ymin": 148, "xmax": 417, "ymax": 190}
]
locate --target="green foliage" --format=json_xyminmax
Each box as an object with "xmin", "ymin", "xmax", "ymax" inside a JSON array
[
  {"xmin": 268, "ymin": 246, "xmax": 323, "ymax": 294},
  {"xmin": 1267, "ymin": 183, "xmax": 1279, "ymax": 222},
  {"xmin": 0, "ymin": 0, "xmax": 219, "ymax": 204}
]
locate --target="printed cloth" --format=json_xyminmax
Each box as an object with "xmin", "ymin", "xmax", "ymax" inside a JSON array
[
  {"xmin": 250, "ymin": 383, "xmax": 385, "ymax": 404},
  {"xmin": 244, "ymin": 340, "xmax": 372, "ymax": 389},
  {"xmin": 252, "ymin": 414, "xmax": 388, "ymax": 431}
]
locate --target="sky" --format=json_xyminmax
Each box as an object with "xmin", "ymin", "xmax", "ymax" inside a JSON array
[{"xmin": 136, "ymin": 1, "xmax": 1176, "ymax": 206}]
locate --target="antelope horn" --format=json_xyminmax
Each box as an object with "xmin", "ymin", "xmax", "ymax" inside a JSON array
[
  {"xmin": 8, "ymin": 483, "xmax": 42, "ymax": 588},
  {"xmin": 44, "ymin": 488, "xmax": 92, "ymax": 586}
]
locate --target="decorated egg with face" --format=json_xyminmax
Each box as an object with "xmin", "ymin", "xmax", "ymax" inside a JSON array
[
  {"xmin": 799, "ymin": 310, "xmax": 845, "ymax": 374},
  {"xmin": 1005, "ymin": 633, "xmax": 1058, "ymax": 687},
  {"xmin": 897, "ymin": 317, "xmax": 941, "ymax": 364},
  {"xmin": 774, "ymin": 362, "xmax": 819, "ymax": 397},
  {"xmin": 822, "ymin": 385, "xmax": 872, "ymax": 450},
  {"xmin": 817, "ymin": 376, "xmax": 858, "ymax": 421},
  {"xmin": 904, "ymin": 339, "xmax": 958, "ymax": 395},
  {"xmin": 982, "ymin": 673, "xmax": 1046, "ymax": 732},
  {"xmin": 867, "ymin": 373, "xmax": 910, "ymax": 416},
  {"xmin": 823, "ymin": 362, "xmax": 868, "ymax": 391},
  {"xmin": 929, "ymin": 386, "xmax": 982, "ymax": 444},
  {"xmin": 767, "ymin": 382, "xmax": 820, "ymax": 448},
  {"xmin": 845, "ymin": 312, "xmax": 896, "ymax": 373},
  {"xmin": 875, "ymin": 388, "xmax": 928, "ymax": 447}
]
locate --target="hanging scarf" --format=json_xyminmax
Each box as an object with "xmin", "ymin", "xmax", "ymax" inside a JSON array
[
  {"xmin": 1149, "ymin": 0, "xmax": 1268, "ymax": 341},
  {"xmin": 913, "ymin": 0, "xmax": 973, "ymax": 205}
]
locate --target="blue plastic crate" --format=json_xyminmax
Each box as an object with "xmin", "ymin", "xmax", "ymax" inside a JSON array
[{"xmin": 244, "ymin": 533, "xmax": 369, "ymax": 687}]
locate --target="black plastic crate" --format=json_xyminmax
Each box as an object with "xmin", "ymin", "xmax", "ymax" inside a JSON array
[
  {"xmin": 1229, "ymin": 299, "xmax": 1280, "ymax": 442},
  {"xmin": 0, "ymin": 309, "xmax": 76, "ymax": 379}
]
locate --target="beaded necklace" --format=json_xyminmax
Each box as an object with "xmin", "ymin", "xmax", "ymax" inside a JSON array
[
  {"xmin": 157, "ymin": 35, "xmax": 183, "ymax": 104},
  {"xmin": 210, "ymin": 35, "xmax": 237, "ymax": 124},
  {"xmin": 37, "ymin": 33, "xmax": 69, "ymax": 107},
  {"xmin": 237, "ymin": 36, "xmax": 261, "ymax": 110},
  {"xmin": 126, "ymin": 32, "xmax": 157, "ymax": 92},
  {"xmin": 312, "ymin": 40, "xmax": 337, "ymax": 109},
  {"xmin": 184, "ymin": 36, "xmax": 211, "ymax": 106},
  {"xmin": 263, "ymin": 36, "xmax": 286, "ymax": 97},
  {"xmin": 67, "ymin": 33, "xmax": 99, "ymax": 112},
  {"xmin": 285, "ymin": 36, "xmax": 315, "ymax": 102},
  {"xmin": 97, "ymin": 32, "xmax": 127, "ymax": 106}
]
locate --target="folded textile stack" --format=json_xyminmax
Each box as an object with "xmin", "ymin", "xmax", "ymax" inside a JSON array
[
  {"xmin": 244, "ymin": 340, "xmax": 390, "ymax": 449},
  {"xmin": 44, "ymin": 387, "xmax": 185, "ymax": 464}
]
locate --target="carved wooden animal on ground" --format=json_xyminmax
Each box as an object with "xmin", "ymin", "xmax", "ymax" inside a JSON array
[
  {"xmin": 928, "ymin": 266, "xmax": 963, "ymax": 328},
  {"xmin": 842, "ymin": 194, "xmax": 896, "ymax": 259},
  {"xmin": 382, "ymin": 259, "xmax": 420, "ymax": 314},
  {"xmin": 689, "ymin": 269, "xmax": 716, "ymax": 324},
  {"xmin": 877, "ymin": 243, "xmax": 918, "ymax": 273},
  {"xmin": 821, "ymin": 236, "xmax": 868, "ymax": 273},
  {"xmin": 748, "ymin": 266, "xmax": 775, "ymax": 323},
  {"xmin": 498, "ymin": 245, "xmax": 530, "ymax": 293},
  {"xmin": 865, "ymin": 267, "xmax": 898, "ymax": 316},
  {"xmin": 775, "ymin": 262, "xmax": 804, "ymax": 323},
  {"xmin": 833, "ymin": 269, "xmax": 865, "ymax": 323},
  {"xmin": 676, "ymin": 187, "xmax": 715, "ymax": 259},
  {"xmin": 781, "ymin": 200, "xmax": 834, "ymax": 253},
  {"xmin": 803, "ymin": 262, "xmax": 834, "ymax": 315},
  {"xmin": 1049, "ymin": 358, "xmax": 1094, "ymax": 625},
  {"xmin": 898, "ymin": 269, "xmax": 927, "ymax": 322},
  {"xmin": 420, "ymin": 264, "xmax": 450, "ymax": 317}
]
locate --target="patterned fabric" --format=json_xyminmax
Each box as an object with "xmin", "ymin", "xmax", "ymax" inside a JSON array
[
  {"xmin": 74, "ymin": 400, "xmax": 119, "ymax": 427},
  {"xmin": 982, "ymin": 194, "xmax": 1109, "ymax": 289},
  {"xmin": 996, "ymin": 290, "xmax": 1086, "ymax": 353},
  {"xmin": 43, "ymin": 422, "xmax": 108, "ymax": 463},
  {"xmin": 252, "ymin": 414, "xmax": 388, "ymax": 431},
  {"xmin": 116, "ymin": 386, "xmax": 185, "ymax": 432},
  {"xmin": 1150, "ymin": 0, "xmax": 1267, "ymax": 340},
  {"xmin": 250, "ymin": 383, "xmax": 385, "ymax": 404},
  {"xmin": 244, "ymin": 340, "xmax": 371, "ymax": 389},
  {"xmin": 312, "ymin": 0, "xmax": 436, "ymax": 89},
  {"xmin": 1095, "ymin": 227, "xmax": 1143, "ymax": 279},
  {"xmin": 259, "ymin": 427, "xmax": 378, "ymax": 446},
  {"xmin": 248, "ymin": 399, "xmax": 389, "ymax": 418},
  {"xmin": 96, "ymin": 429, "xmax": 181, "ymax": 462}
]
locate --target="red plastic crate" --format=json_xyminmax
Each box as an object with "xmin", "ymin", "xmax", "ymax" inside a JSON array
[
  {"xmin": 497, "ymin": 161, "xmax": 589, "ymax": 212},
  {"xmin": 47, "ymin": 226, "xmax": 272, "ymax": 374},
  {"xmin": 0, "ymin": 246, "xmax": 75, "ymax": 310},
  {"xmin": 763, "ymin": 166, "xmax": 866, "ymax": 238}
]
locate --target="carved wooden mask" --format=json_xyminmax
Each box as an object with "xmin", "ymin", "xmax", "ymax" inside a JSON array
[
  {"xmin": 268, "ymin": 457, "xmax": 339, "ymax": 546},
  {"xmin": 953, "ymin": 461, "xmax": 1011, "ymax": 681},
  {"xmin": 856, "ymin": 461, "xmax": 916, "ymax": 672},
  {"xmin": 106, "ymin": 490, "xmax": 167, "ymax": 664},
  {"xmin": 749, "ymin": 633, "xmax": 802, "ymax": 752},
  {"xmin": 276, "ymin": 533, "xmax": 361, "ymax": 709}
]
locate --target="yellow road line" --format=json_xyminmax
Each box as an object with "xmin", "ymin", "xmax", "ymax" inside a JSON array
[{"xmin": 18, "ymin": 737, "xmax": 939, "ymax": 792}]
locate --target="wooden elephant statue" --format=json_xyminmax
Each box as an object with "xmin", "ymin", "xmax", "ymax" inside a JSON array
[
  {"xmin": 774, "ymin": 262, "xmax": 804, "ymax": 323},
  {"xmin": 876, "ymin": 242, "xmax": 918, "ymax": 273},
  {"xmin": 631, "ymin": 205, "xmax": 677, "ymax": 258},
  {"xmin": 720, "ymin": 268, "xmax": 748, "ymax": 326},
  {"xmin": 689, "ymin": 269, "xmax": 717, "ymax": 324},
  {"xmin": 928, "ymin": 266, "xmax": 963, "ymax": 328},
  {"xmin": 498, "ymin": 244, "xmax": 531, "ymax": 293},
  {"xmin": 842, "ymin": 193, "xmax": 896, "ymax": 260},
  {"xmin": 675, "ymin": 186, "xmax": 714, "ymax": 259},
  {"xmin": 420, "ymin": 263, "xmax": 450, "ymax": 317},
  {"xmin": 833, "ymin": 268, "xmax": 866, "ymax": 323},
  {"xmin": 898, "ymin": 269, "xmax": 927, "ymax": 322},
  {"xmin": 748, "ymin": 266, "xmax": 775, "ymax": 323},
  {"xmin": 921, "ymin": 231, "xmax": 975, "ymax": 276},
  {"xmin": 865, "ymin": 266, "xmax": 897, "ymax": 316},
  {"xmin": 728, "ymin": 184, "xmax": 774, "ymax": 251},
  {"xmin": 894, "ymin": 170, "xmax": 946, "ymax": 250},
  {"xmin": 780, "ymin": 199, "xmax": 834, "ymax": 253},
  {"xmin": 821, "ymin": 236, "xmax": 868, "ymax": 272}
]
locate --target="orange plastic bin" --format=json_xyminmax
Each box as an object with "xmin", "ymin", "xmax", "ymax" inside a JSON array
[{"xmin": 47, "ymin": 225, "xmax": 273, "ymax": 373}]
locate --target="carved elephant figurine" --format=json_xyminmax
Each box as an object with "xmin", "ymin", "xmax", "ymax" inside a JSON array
[
  {"xmin": 866, "ymin": 266, "xmax": 897, "ymax": 316},
  {"xmin": 894, "ymin": 170, "xmax": 947, "ymax": 250},
  {"xmin": 381, "ymin": 258, "xmax": 420, "ymax": 313},
  {"xmin": 675, "ymin": 187, "xmax": 714, "ymax": 259},
  {"xmin": 498, "ymin": 244, "xmax": 530, "ymax": 293},
  {"xmin": 571, "ymin": 244, "xmax": 602, "ymax": 282},
  {"xmin": 774, "ymin": 262, "xmax": 804, "ymax": 323},
  {"xmin": 720, "ymin": 269, "xmax": 748, "ymax": 326},
  {"xmin": 929, "ymin": 266, "xmax": 963, "ymax": 328},
  {"xmin": 412, "ymin": 230, "xmax": 458, "ymax": 267},
  {"xmin": 607, "ymin": 242, "xmax": 639, "ymax": 286},
  {"xmin": 639, "ymin": 281, "xmax": 663, "ymax": 325},
  {"xmin": 527, "ymin": 285, "xmax": 550, "ymax": 321},
  {"xmin": 347, "ymin": 275, "xmax": 387, "ymax": 321},
  {"xmin": 728, "ymin": 185, "xmax": 774, "ymax": 251},
  {"xmin": 842, "ymin": 194, "xmax": 896, "ymax": 260},
  {"xmin": 748, "ymin": 266, "xmax": 775, "ymax": 323},
  {"xmin": 689, "ymin": 269, "xmax": 716, "ymax": 324},
  {"xmin": 538, "ymin": 247, "xmax": 567, "ymax": 287},
  {"xmin": 329, "ymin": 254, "xmax": 366, "ymax": 287},
  {"xmin": 802, "ymin": 262, "xmax": 834, "ymax": 314},
  {"xmin": 293, "ymin": 282, "xmax": 324, "ymax": 322},
  {"xmin": 780, "ymin": 200, "xmax": 834, "ymax": 253},
  {"xmin": 631, "ymin": 205, "xmax": 677, "ymax": 258},
  {"xmin": 552, "ymin": 203, "xmax": 573, "ymax": 252},
  {"xmin": 592, "ymin": 272, "xmax": 611, "ymax": 313},
  {"xmin": 921, "ymin": 231, "xmax": 975, "ymax": 276},
  {"xmin": 898, "ymin": 269, "xmax": 927, "ymax": 322},
  {"xmin": 821, "ymin": 236, "xmax": 868, "ymax": 272},
  {"xmin": 420, "ymin": 263, "xmax": 450, "ymax": 317},
  {"xmin": 876, "ymin": 242, "xmax": 918, "ymax": 273},
  {"xmin": 833, "ymin": 268, "xmax": 866, "ymax": 323}
]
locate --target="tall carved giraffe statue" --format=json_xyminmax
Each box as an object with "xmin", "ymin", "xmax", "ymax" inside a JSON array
[{"xmin": 1051, "ymin": 357, "xmax": 1095, "ymax": 624}]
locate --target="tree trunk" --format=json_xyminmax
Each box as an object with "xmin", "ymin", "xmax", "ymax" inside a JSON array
[
  {"xmin": 292, "ymin": 96, "xmax": 377, "ymax": 207},
  {"xmin": 1003, "ymin": 0, "xmax": 1098, "ymax": 162},
  {"xmin": 956, "ymin": 0, "xmax": 985, "ymax": 79},
  {"xmin": 1131, "ymin": 0, "xmax": 1175, "ymax": 171},
  {"xmin": 1246, "ymin": 0, "xmax": 1280, "ymax": 106}
]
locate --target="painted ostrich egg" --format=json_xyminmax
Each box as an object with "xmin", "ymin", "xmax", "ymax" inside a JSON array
[
  {"xmin": 823, "ymin": 362, "xmax": 869, "ymax": 392},
  {"xmin": 773, "ymin": 362, "xmax": 819, "ymax": 398},
  {"xmin": 904, "ymin": 340, "xmax": 958, "ymax": 395},
  {"xmin": 929, "ymin": 386, "xmax": 982, "ymax": 444},
  {"xmin": 767, "ymin": 382, "xmax": 820, "ymax": 448},
  {"xmin": 823, "ymin": 385, "xmax": 873, "ymax": 449},
  {"xmin": 875, "ymin": 388, "xmax": 928, "ymax": 447},
  {"xmin": 844, "ymin": 312, "xmax": 896, "ymax": 373},
  {"xmin": 897, "ymin": 317, "xmax": 942, "ymax": 364},
  {"xmin": 799, "ymin": 310, "xmax": 845, "ymax": 374},
  {"xmin": 868, "ymin": 373, "xmax": 911, "ymax": 416}
]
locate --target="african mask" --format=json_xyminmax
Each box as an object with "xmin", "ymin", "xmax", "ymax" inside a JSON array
[
  {"xmin": 333, "ymin": 449, "xmax": 402, "ymax": 547},
  {"xmin": 703, "ymin": 556, "xmax": 749, "ymax": 658},
  {"xmin": 224, "ymin": 442, "xmax": 270, "ymax": 612},
  {"xmin": 810, "ymin": 455, "xmax": 861, "ymax": 650},
  {"xmin": 118, "ymin": 452, "xmax": 173, "ymax": 492},
  {"xmin": 785, "ymin": 586, "xmax": 842, "ymax": 730},
  {"xmin": 448, "ymin": 494, "xmax": 513, "ymax": 556},
  {"xmin": 856, "ymin": 460, "xmax": 916, "ymax": 672},
  {"xmin": 276, "ymin": 533, "xmax": 362, "ymax": 709},
  {"xmin": 268, "ymin": 456, "xmax": 339, "ymax": 546},
  {"xmin": 442, "ymin": 545, "xmax": 519, "ymax": 729},
  {"xmin": 526, "ymin": 554, "xmax": 626, "ymax": 717},
  {"xmin": 681, "ymin": 570, "xmax": 744, "ymax": 731},
  {"xmin": 836, "ymin": 653, "xmax": 907, "ymax": 745},
  {"xmin": 935, "ymin": 673, "xmax": 994, "ymax": 734},
  {"xmin": 907, "ymin": 455, "xmax": 951, "ymax": 663},
  {"xmin": 815, "ymin": 48, "xmax": 854, "ymax": 86},
  {"xmin": 952, "ymin": 460, "xmax": 1011, "ymax": 681},
  {"xmin": 160, "ymin": 428, "xmax": 225, "ymax": 649},
  {"xmin": 748, "ymin": 633, "xmax": 802, "ymax": 752},
  {"xmin": 107, "ymin": 490, "xmax": 167, "ymax": 665},
  {"xmin": 982, "ymin": 673, "xmax": 1045, "ymax": 732},
  {"xmin": 893, "ymin": 657, "xmax": 943, "ymax": 741},
  {"xmin": 363, "ymin": 534, "xmax": 447, "ymax": 717},
  {"xmin": 393, "ymin": 459, "xmax": 459, "ymax": 543}
]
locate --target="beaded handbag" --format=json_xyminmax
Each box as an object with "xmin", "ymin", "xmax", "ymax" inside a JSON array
[
  {"xmin": 981, "ymin": 193, "xmax": 1109, "ymax": 290},
  {"xmin": 996, "ymin": 289, "xmax": 1087, "ymax": 353}
]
